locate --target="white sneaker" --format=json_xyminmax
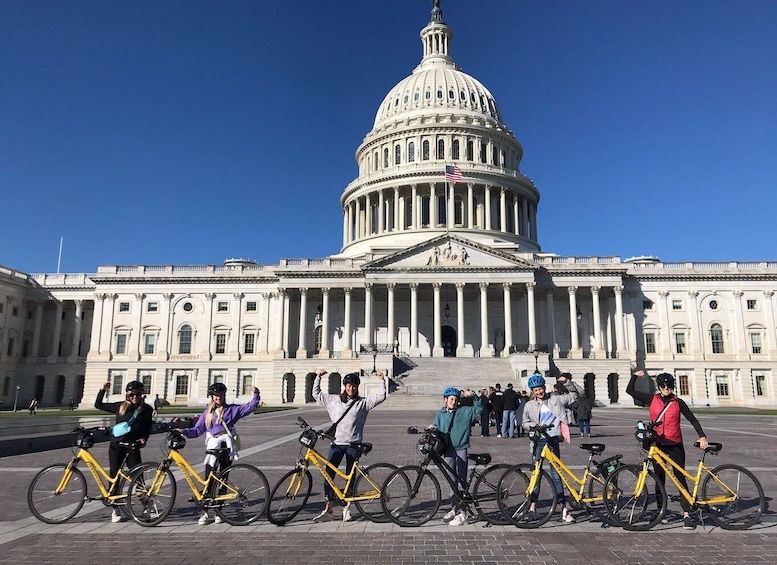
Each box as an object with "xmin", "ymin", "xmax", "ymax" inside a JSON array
[
  {"xmin": 198, "ymin": 512, "xmax": 210, "ymax": 525},
  {"xmin": 313, "ymin": 509, "xmax": 333, "ymax": 522},
  {"xmin": 214, "ymin": 514, "xmax": 224, "ymax": 524},
  {"xmin": 449, "ymin": 512, "xmax": 468, "ymax": 526},
  {"xmin": 342, "ymin": 503, "xmax": 353, "ymax": 522},
  {"xmin": 442, "ymin": 508, "xmax": 457, "ymax": 522},
  {"xmin": 111, "ymin": 509, "xmax": 125, "ymax": 523},
  {"xmin": 561, "ymin": 508, "xmax": 576, "ymax": 523}
]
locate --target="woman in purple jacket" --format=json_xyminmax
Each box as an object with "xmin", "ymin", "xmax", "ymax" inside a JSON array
[{"xmin": 178, "ymin": 382, "xmax": 260, "ymax": 525}]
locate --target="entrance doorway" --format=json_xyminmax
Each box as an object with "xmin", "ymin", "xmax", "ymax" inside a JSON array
[
  {"xmin": 607, "ymin": 373, "xmax": 619, "ymax": 403},
  {"xmin": 441, "ymin": 325, "xmax": 457, "ymax": 357}
]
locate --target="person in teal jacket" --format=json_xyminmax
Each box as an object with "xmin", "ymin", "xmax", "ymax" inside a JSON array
[{"xmin": 431, "ymin": 386, "xmax": 483, "ymax": 526}]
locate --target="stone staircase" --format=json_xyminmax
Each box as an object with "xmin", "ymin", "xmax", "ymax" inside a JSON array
[{"xmin": 384, "ymin": 356, "xmax": 514, "ymax": 408}]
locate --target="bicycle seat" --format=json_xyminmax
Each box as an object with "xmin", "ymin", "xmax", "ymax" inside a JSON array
[
  {"xmin": 580, "ymin": 443, "xmax": 605, "ymax": 454},
  {"xmin": 349, "ymin": 442, "xmax": 372, "ymax": 455},
  {"xmin": 467, "ymin": 453, "xmax": 492, "ymax": 466},
  {"xmin": 699, "ymin": 442, "xmax": 722, "ymax": 453},
  {"xmin": 205, "ymin": 447, "xmax": 231, "ymax": 457}
]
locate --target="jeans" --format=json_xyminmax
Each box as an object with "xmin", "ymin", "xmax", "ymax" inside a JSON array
[
  {"xmin": 531, "ymin": 436, "xmax": 565, "ymax": 505},
  {"xmin": 501, "ymin": 410, "xmax": 516, "ymax": 438},
  {"xmin": 578, "ymin": 419, "xmax": 591, "ymax": 435},
  {"xmin": 480, "ymin": 412, "xmax": 490, "ymax": 436},
  {"xmin": 324, "ymin": 444, "xmax": 359, "ymax": 501},
  {"xmin": 443, "ymin": 448, "xmax": 468, "ymax": 509}
]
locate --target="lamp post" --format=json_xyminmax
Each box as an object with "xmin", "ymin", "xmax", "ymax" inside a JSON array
[
  {"xmin": 371, "ymin": 347, "xmax": 378, "ymax": 374},
  {"xmin": 13, "ymin": 385, "xmax": 21, "ymax": 412},
  {"xmin": 533, "ymin": 351, "xmax": 540, "ymax": 375}
]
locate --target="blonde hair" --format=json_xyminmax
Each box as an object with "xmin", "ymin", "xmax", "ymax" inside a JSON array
[
  {"xmin": 205, "ymin": 401, "xmax": 224, "ymax": 428},
  {"xmin": 119, "ymin": 391, "xmax": 148, "ymax": 416}
]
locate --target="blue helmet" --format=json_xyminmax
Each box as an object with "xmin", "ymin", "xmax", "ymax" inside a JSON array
[
  {"xmin": 443, "ymin": 386, "xmax": 460, "ymax": 398},
  {"xmin": 527, "ymin": 374, "xmax": 546, "ymax": 389}
]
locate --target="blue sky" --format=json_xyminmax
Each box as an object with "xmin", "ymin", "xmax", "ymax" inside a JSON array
[{"xmin": 2, "ymin": 0, "xmax": 776, "ymax": 274}]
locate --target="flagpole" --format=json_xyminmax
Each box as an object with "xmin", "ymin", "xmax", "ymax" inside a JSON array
[{"xmin": 56, "ymin": 236, "xmax": 63, "ymax": 273}]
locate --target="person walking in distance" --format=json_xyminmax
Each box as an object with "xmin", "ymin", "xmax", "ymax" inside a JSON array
[
  {"xmin": 28, "ymin": 398, "xmax": 38, "ymax": 416},
  {"xmin": 312, "ymin": 369, "xmax": 387, "ymax": 522},
  {"xmin": 479, "ymin": 388, "xmax": 492, "ymax": 436},
  {"xmin": 501, "ymin": 383, "xmax": 519, "ymax": 438},
  {"xmin": 572, "ymin": 393, "xmax": 594, "ymax": 437},
  {"xmin": 489, "ymin": 384, "xmax": 504, "ymax": 437}
]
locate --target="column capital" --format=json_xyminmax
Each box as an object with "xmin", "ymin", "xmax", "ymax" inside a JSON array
[
  {"xmin": 590, "ymin": 286, "xmax": 600, "ymax": 295},
  {"xmin": 134, "ymin": 293, "xmax": 146, "ymax": 301},
  {"xmin": 658, "ymin": 290, "xmax": 670, "ymax": 298},
  {"xmin": 343, "ymin": 287, "xmax": 352, "ymax": 296},
  {"xmin": 455, "ymin": 282, "xmax": 466, "ymax": 291},
  {"xmin": 409, "ymin": 282, "xmax": 419, "ymax": 291},
  {"xmin": 386, "ymin": 282, "xmax": 396, "ymax": 291},
  {"xmin": 479, "ymin": 282, "xmax": 489, "ymax": 291},
  {"xmin": 299, "ymin": 287, "xmax": 308, "ymax": 295},
  {"xmin": 688, "ymin": 290, "xmax": 699, "ymax": 298},
  {"xmin": 763, "ymin": 290, "xmax": 775, "ymax": 298},
  {"xmin": 94, "ymin": 293, "xmax": 107, "ymax": 301},
  {"xmin": 364, "ymin": 282, "xmax": 373, "ymax": 291},
  {"xmin": 613, "ymin": 285, "xmax": 623, "ymax": 295},
  {"xmin": 502, "ymin": 282, "xmax": 512, "ymax": 290},
  {"xmin": 261, "ymin": 292, "xmax": 273, "ymax": 300},
  {"xmin": 233, "ymin": 292, "xmax": 244, "ymax": 300},
  {"xmin": 321, "ymin": 287, "xmax": 330, "ymax": 295},
  {"xmin": 163, "ymin": 293, "xmax": 174, "ymax": 301},
  {"xmin": 526, "ymin": 281, "xmax": 536, "ymax": 291},
  {"xmin": 205, "ymin": 293, "xmax": 216, "ymax": 301},
  {"xmin": 732, "ymin": 290, "xmax": 744, "ymax": 298},
  {"xmin": 432, "ymin": 282, "xmax": 442, "ymax": 290},
  {"xmin": 567, "ymin": 286, "xmax": 578, "ymax": 295}
]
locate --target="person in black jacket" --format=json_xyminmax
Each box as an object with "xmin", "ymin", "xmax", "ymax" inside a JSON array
[
  {"xmin": 479, "ymin": 388, "xmax": 492, "ymax": 436},
  {"xmin": 501, "ymin": 383, "xmax": 520, "ymax": 438},
  {"xmin": 489, "ymin": 384, "xmax": 505, "ymax": 437},
  {"xmin": 95, "ymin": 380, "xmax": 153, "ymax": 522}
]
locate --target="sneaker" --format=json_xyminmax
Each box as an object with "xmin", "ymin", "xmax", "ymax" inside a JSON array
[
  {"xmin": 449, "ymin": 512, "xmax": 468, "ymax": 526},
  {"xmin": 522, "ymin": 510, "xmax": 538, "ymax": 522},
  {"xmin": 111, "ymin": 509, "xmax": 125, "ymax": 523},
  {"xmin": 214, "ymin": 514, "xmax": 224, "ymax": 524},
  {"xmin": 561, "ymin": 508, "xmax": 576, "ymax": 523},
  {"xmin": 198, "ymin": 512, "xmax": 210, "ymax": 525},
  {"xmin": 313, "ymin": 509, "xmax": 333, "ymax": 522},
  {"xmin": 683, "ymin": 516, "xmax": 696, "ymax": 530},
  {"xmin": 342, "ymin": 503, "xmax": 352, "ymax": 523},
  {"xmin": 497, "ymin": 434, "xmax": 502, "ymax": 438},
  {"xmin": 442, "ymin": 508, "xmax": 457, "ymax": 522}
]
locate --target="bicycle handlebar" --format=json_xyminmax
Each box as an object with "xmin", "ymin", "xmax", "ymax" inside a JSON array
[{"xmin": 296, "ymin": 416, "xmax": 335, "ymax": 441}]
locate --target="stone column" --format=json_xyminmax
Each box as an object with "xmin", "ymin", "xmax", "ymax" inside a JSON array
[
  {"xmin": 410, "ymin": 283, "xmax": 419, "ymax": 355},
  {"xmin": 429, "ymin": 183, "xmax": 437, "ymax": 227},
  {"xmin": 364, "ymin": 283, "xmax": 373, "ymax": 346},
  {"xmin": 658, "ymin": 290, "xmax": 671, "ymax": 355},
  {"xmin": 261, "ymin": 292, "xmax": 272, "ymax": 353},
  {"xmin": 343, "ymin": 206, "xmax": 349, "ymax": 245},
  {"xmin": 484, "ymin": 185, "xmax": 492, "ymax": 230},
  {"xmin": 274, "ymin": 290, "xmax": 285, "ymax": 357},
  {"xmin": 282, "ymin": 289, "xmax": 291, "ymax": 356},
  {"xmin": 31, "ymin": 302, "xmax": 43, "ymax": 358},
  {"xmin": 230, "ymin": 292, "xmax": 242, "ymax": 357},
  {"xmin": 161, "ymin": 293, "xmax": 173, "ymax": 359},
  {"xmin": 513, "ymin": 196, "xmax": 520, "ymax": 236},
  {"xmin": 387, "ymin": 283, "xmax": 396, "ymax": 352},
  {"xmin": 70, "ymin": 299, "xmax": 83, "ymax": 359},
  {"xmin": 365, "ymin": 194, "xmax": 372, "ymax": 235},
  {"xmin": 467, "ymin": 183, "xmax": 474, "ymax": 228},
  {"xmin": 763, "ymin": 290, "xmax": 777, "ymax": 355},
  {"xmin": 296, "ymin": 288, "xmax": 308, "ymax": 359},
  {"xmin": 614, "ymin": 286, "xmax": 626, "ymax": 357},
  {"xmin": 411, "ymin": 184, "xmax": 418, "ymax": 229},
  {"xmin": 503, "ymin": 282, "xmax": 513, "ymax": 353},
  {"xmin": 547, "ymin": 287, "xmax": 557, "ymax": 354},
  {"xmin": 355, "ymin": 198, "xmax": 362, "ymax": 240},
  {"xmin": 732, "ymin": 290, "xmax": 747, "ymax": 355},
  {"xmin": 320, "ymin": 288, "xmax": 330, "ymax": 358},
  {"xmin": 526, "ymin": 282, "xmax": 537, "ymax": 347},
  {"xmin": 688, "ymin": 290, "xmax": 702, "ymax": 357},
  {"xmin": 393, "ymin": 187, "xmax": 400, "ymax": 231},
  {"xmin": 522, "ymin": 198, "xmax": 529, "ymax": 238},
  {"xmin": 202, "ymin": 293, "xmax": 215, "ymax": 359},
  {"xmin": 499, "ymin": 187, "xmax": 507, "ymax": 232},
  {"xmin": 568, "ymin": 287, "xmax": 580, "ymax": 356},
  {"xmin": 105, "ymin": 294, "xmax": 117, "ymax": 358},
  {"xmin": 432, "ymin": 283, "xmax": 443, "ymax": 357},
  {"xmin": 456, "ymin": 282, "xmax": 466, "ymax": 356},
  {"xmin": 131, "ymin": 293, "xmax": 145, "ymax": 360},
  {"xmin": 591, "ymin": 286, "xmax": 604, "ymax": 356},
  {"xmin": 49, "ymin": 301, "xmax": 64, "ymax": 359},
  {"xmin": 378, "ymin": 190, "xmax": 385, "ymax": 233},
  {"xmin": 342, "ymin": 288, "xmax": 352, "ymax": 358},
  {"xmin": 479, "ymin": 282, "xmax": 492, "ymax": 356}
]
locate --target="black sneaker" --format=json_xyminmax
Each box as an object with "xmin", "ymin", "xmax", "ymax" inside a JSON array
[{"xmin": 683, "ymin": 516, "xmax": 696, "ymax": 530}]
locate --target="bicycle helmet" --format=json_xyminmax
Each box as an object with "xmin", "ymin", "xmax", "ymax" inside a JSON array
[
  {"xmin": 208, "ymin": 382, "xmax": 227, "ymax": 395},
  {"xmin": 342, "ymin": 373, "xmax": 361, "ymax": 386},
  {"xmin": 527, "ymin": 374, "xmax": 546, "ymax": 389},
  {"xmin": 125, "ymin": 380, "xmax": 144, "ymax": 393},
  {"xmin": 167, "ymin": 432, "xmax": 186, "ymax": 450},
  {"xmin": 655, "ymin": 373, "xmax": 676, "ymax": 389},
  {"xmin": 443, "ymin": 386, "xmax": 460, "ymax": 398}
]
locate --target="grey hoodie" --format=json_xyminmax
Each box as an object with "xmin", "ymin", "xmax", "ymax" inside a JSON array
[{"xmin": 313, "ymin": 376, "xmax": 386, "ymax": 444}]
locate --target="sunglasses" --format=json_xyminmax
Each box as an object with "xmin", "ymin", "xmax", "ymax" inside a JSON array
[{"xmin": 127, "ymin": 392, "xmax": 142, "ymax": 398}]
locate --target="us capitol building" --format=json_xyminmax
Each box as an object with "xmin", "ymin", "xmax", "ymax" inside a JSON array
[{"xmin": 2, "ymin": 2, "xmax": 775, "ymax": 409}]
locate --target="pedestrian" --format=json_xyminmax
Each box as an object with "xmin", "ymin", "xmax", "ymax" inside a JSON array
[
  {"xmin": 312, "ymin": 369, "xmax": 386, "ymax": 522},
  {"xmin": 153, "ymin": 394, "xmax": 162, "ymax": 418},
  {"xmin": 68, "ymin": 398, "xmax": 75, "ymax": 410},
  {"xmin": 479, "ymin": 388, "xmax": 492, "ymax": 436},
  {"xmin": 489, "ymin": 384, "xmax": 504, "ymax": 437},
  {"xmin": 501, "ymin": 383, "xmax": 519, "ymax": 438},
  {"xmin": 433, "ymin": 386, "xmax": 483, "ymax": 526},
  {"xmin": 627, "ymin": 370, "xmax": 708, "ymax": 529},
  {"xmin": 515, "ymin": 390, "xmax": 527, "ymax": 437},
  {"xmin": 177, "ymin": 382, "xmax": 260, "ymax": 525},
  {"xmin": 522, "ymin": 374, "xmax": 579, "ymax": 523},
  {"xmin": 95, "ymin": 381, "xmax": 153, "ymax": 522},
  {"xmin": 572, "ymin": 393, "xmax": 594, "ymax": 437},
  {"xmin": 28, "ymin": 398, "xmax": 38, "ymax": 416}
]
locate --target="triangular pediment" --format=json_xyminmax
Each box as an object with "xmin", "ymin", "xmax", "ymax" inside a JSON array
[{"xmin": 363, "ymin": 235, "xmax": 537, "ymax": 271}]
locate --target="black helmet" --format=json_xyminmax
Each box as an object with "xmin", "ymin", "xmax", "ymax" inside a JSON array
[
  {"xmin": 342, "ymin": 373, "xmax": 361, "ymax": 386},
  {"xmin": 167, "ymin": 432, "xmax": 186, "ymax": 450},
  {"xmin": 655, "ymin": 373, "xmax": 676, "ymax": 389},
  {"xmin": 208, "ymin": 382, "xmax": 227, "ymax": 395},
  {"xmin": 125, "ymin": 380, "xmax": 144, "ymax": 393}
]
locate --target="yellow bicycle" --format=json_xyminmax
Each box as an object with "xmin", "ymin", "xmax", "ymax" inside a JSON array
[
  {"xmin": 27, "ymin": 426, "xmax": 147, "ymax": 524},
  {"xmin": 125, "ymin": 426, "xmax": 269, "ymax": 526},
  {"xmin": 266, "ymin": 416, "xmax": 397, "ymax": 525},
  {"xmin": 603, "ymin": 420, "xmax": 765, "ymax": 530}
]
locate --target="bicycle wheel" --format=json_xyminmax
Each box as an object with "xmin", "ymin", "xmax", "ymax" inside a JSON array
[
  {"xmin": 352, "ymin": 463, "xmax": 398, "ymax": 523},
  {"xmin": 497, "ymin": 465, "xmax": 556, "ymax": 528},
  {"xmin": 702, "ymin": 464, "xmax": 765, "ymax": 530},
  {"xmin": 28, "ymin": 464, "xmax": 87, "ymax": 524},
  {"xmin": 603, "ymin": 464, "xmax": 666, "ymax": 531},
  {"xmin": 584, "ymin": 470, "xmax": 617, "ymax": 525},
  {"xmin": 126, "ymin": 464, "xmax": 177, "ymax": 527},
  {"xmin": 381, "ymin": 465, "xmax": 441, "ymax": 527},
  {"xmin": 472, "ymin": 463, "xmax": 512, "ymax": 525},
  {"xmin": 266, "ymin": 468, "xmax": 312, "ymax": 525},
  {"xmin": 212, "ymin": 464, "xmax": 269, "ymax": 526}
]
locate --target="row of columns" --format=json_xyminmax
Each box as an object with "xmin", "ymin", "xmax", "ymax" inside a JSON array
[{"xmin": 18, "ymin": 299, "xmax": 85, "ymax": 360}]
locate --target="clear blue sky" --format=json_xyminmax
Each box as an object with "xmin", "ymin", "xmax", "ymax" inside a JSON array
[{"xmin": 2, "ymin": 1, "xmax": 776, "ymax": 274}]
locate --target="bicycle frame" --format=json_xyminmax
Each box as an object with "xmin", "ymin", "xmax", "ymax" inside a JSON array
[
  {"xmin": 530, "ymin": 443, "xmax": 601, "ymax": 505},
  {"xmin": 293, "ymin": 446, "xmax": 381, "ymax": 503},
  {"xmin": 145, "ymin": 448, "xmax": 240, "ymax": 503},
  {"xmin": 59, "ymin": 449, "xmax": 131, "ymax": 502}
]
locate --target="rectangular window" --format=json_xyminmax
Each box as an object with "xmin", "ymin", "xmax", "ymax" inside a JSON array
[
  {"xmin": 671, "ymin": 299, "xmax": 683, "ymax": 311},
  {"xmin": 115, "ymin": 334, "xmax": 127, "ymax": 355},
  {"xmin": 643, "ymin": 300, "xmax": 654, "ymax": 311},
  {"xmin": 27, "ymin": 310, "xmax": 34, "ymax": 320},
  {"xmin": 246, "ymin": 301, "xmax": 257, "ymax": 312},
  {"xmin": 140, "ymin": 374, "xmax": 152, "ymax": 393},
  {"xmin": 715, "ymin": 375, "xmax": 729, "ymax": 398},
  {"xmin": 0, "ymin": 304, "xmax": 3, "ymax": 313},
  {"xmin": 112, "ymin": 375, "xmax": 124, "ymax": 395},
  {"xmin": 747, "ymin": 299, "xmax": 758, "ymax": 310},
  {"xmin": 215, "ymin": 333, "xmax": 227, "ymax": 354},
  {"xmin": 242, "ymin": 374, "xmax": 254, "ymax": 396},
  {"xmin": 750, "ymin": 332, "xmax": 762, "ymax": 354},
  {"xmin": 674, "ymin": 332, "xmax": 686, "ymax": 354},
  {"xmin": 755, "ymin": 375, "xmax": 766, "ymax": 396},
  {"xmin": 119, "ymin": 302, "xmax": 130, "ymax": 313},
  {"xmin": 144, "ymin": 333, "xmax": 156, "ymax": 355},
  {"xmin": 213, "ymin": 374, "xmax": 225, "ymax": 385},
  {"xmin": 6, "ymin": 337, "xmax": 14, "ymax": 356},
  {"xmin": 12, "ymin": 306, "xmax": 18, "ymax": 316},
  {"xmin": 645, "ymin": 332, "xmax": 656, "ymax": 354},
  {"xmin": 2, "ymin": 376, "xmax": 9, "ymax": 396},
  {"xmin": 244, "ymin": 333, "xmax": 255, "ymax": 354},
  {"xmin": 147, "ymin": 302, "xmax": 159, "ymax": 313},
  {"xmin": 678, "ymin": 375, "xmax": 690, "ymax": 396},
  {"xmin": 175, "ymin": 375, "xmax": 189, "ymax": 396},
  {"xmin": 217, "ymin": 301, "xmax": 229, "ymax": 312}
]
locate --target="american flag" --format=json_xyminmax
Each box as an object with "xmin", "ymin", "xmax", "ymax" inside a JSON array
[{"xmin": 445, "ymin": 165, "xmax": 462, "ymax": 182}]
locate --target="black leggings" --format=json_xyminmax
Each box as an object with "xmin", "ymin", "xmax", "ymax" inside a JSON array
[
  {"xmin": 654, "ymin": 443, "xmax": 692, "ymax": 513},
  {"xmin": 108, "ymin": 442, "xmax": 141, "ymax": 493}
]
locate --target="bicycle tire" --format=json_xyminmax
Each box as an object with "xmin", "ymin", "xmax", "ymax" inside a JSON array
[
  {"xmin": 380, "ymin": 465, "xmax": 441, "ymax": 527},
  {"xmin": 472, "ymin": 463, "xmax": 512, "ymax": 525},
  {"xmin": 584, "ymin": 470, "xmax": 618, "ymax": 525},
  {"xmin": 497, "ymin": 465, "xmax": 556, "ymax": 528},
  {"xmin": 702, "ymin": 463, "xmax": 765, "ymax": 530},
  {"xmin": 126, "ymin": 464, "xmax": 177, "ymax": 527},
  {"xmin": 28, "ymin": 464, "xmax": 87, "ymax": 524},
  {"xmin": 266, "ymin": 468, "xmax": 312, "ymax": 525},
  {"xmin": 211, "ymin": 464, "xmax": 269, "ymax": 526},
  {"xmin": 603, "ymin": 464, "xmax": 666, "ymax": 531},
  {"xmin": 352, "ymin": 463, "xmax": 398, "ymax": 523}
]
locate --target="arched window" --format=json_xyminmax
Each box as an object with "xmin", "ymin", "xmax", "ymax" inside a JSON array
[
  {"xmin": 448, "ymin": 89, "xmax": 455, "ymax": 99},
  {"xmin": 414, "ymin": 91, "xmax": 420, "ymax": 102},
  {"xmin": 452, "ymin": 139, "xmax": 460, "ymax": 160},
  {"xmin": 480, "ymin": 143, "xmax": 487, "ymax": 163},
  {"xmin": 437, "ymin": 139, "xmax": 445, "ymax": 160},
  {"xmin": 454, "ymin": 196, "xmax": 463, "ymax": 225},
  {"xmin": 179, "ymin": 324, "xmax": 192, "ymax": 355},
  {"xmin": 466, "ymin": 140, "xmax": 474, "ymax": 161},
  {"xmin": 408, "ymin": 141, "xmax": 415, "ymax": 162},
  {"xmin": 374, "ymin": 151, "xmax": 378, "ymax": 171},
  {"xmin": 492, "ymin": 145, "xmax": 499, "ymax": 165},
  {"xmin": 437, "ymin": 89, "xmax": 443, "ymax": 100},
  {"xmin": 425, "ymin": 89, "xmax": 431, "ymax": 101},
  {"xmin": 422, "ymin": 140, "xmax": 430, "ymax": 161},
  {"xmin": 710, "ymin": 324, "xmax": 724, "ymax": 354},
  {"xmin": 383, "ymin": 148, "xmax": 389, "ymax": 168},
  {"xmin": 395, "ymin": 144, "xmax": 401, "ymax": 165}
]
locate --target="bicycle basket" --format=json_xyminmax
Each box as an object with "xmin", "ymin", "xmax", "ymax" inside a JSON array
[
  {"xmin": 527, "ymin": 426, "xmax": 541, "ymax": 441},
  {"xmin": 76, "ymin": 432, "xmax": 94, "ymax": 449},
  {"xmin": 634, "ymin": 421, "xmax": 655, "ymax": 449},
  {"xmin": 298, "ymin": 428, "xmax": 318, "ymax": 448},
  {"xmin": 597, "ymin": 455, "xmax": 623, "ymax": 478},
  {"xmin": 417, "ymin": 429, "xmax": 447, "ymax": 456},
  {"xmin": 167, "ymin": 433, "xmax": 186, "ymax": 450}
]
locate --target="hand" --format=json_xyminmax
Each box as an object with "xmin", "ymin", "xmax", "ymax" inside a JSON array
[
  {"xmin": 138, "ymin": 438, "xmax": 147, "ymax": 447},
  {"xmin": 316, "ymin": 369, "xmax": 327, "ymax": 377},
  {"xmin": 375, "ymin": 371, "xmax": 385, "ymax": 380},
  {"xmin": 251, "ymin": 386, "xmax": 260, "ymax": 395},
  {"xmin": 698, "ymin": 436, "xmax": 709, "ymax": 450},
  {"xmin": 634, "ymin": 370, "xmax": 645, "ymax": 377},
  {"xmin": 463, "ymin": 389, "xmax": 473, "ymax": 397},
  {"xmin": 102, "ymin": 382, "xmax": 110, "ymax": 390}
]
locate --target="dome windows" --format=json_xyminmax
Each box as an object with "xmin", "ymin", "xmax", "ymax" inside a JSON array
[
  {"xmin": 395, "ymin": 145, "xmax": 401, "ymax": 165},
  {"xmin": 403, "ymin": 94, "xmax": 409, "ymax": 104},
  {"xmin": 437, "ymin": 88, "xmax": 443, "ymax": 100},
  {"xmin": 408, "ymin": 141, "xmax": 415, "ymax": 162},
  {"xmin": 425, "ymin": 89, "xmax": 431, "ymax": 100},
  {"xmin": 414, "ymin": 91, "xmax": 420, "ymax": 102},
  {"xmin": 448, "ymin": 89, "xmax": 455, "ymax": 99},
  {"xmin": 422, "ymin": 140, "xmax": 430, "ymax": 161},
  {"xmin": 437, "ymin": 139, "xmax": 445, "ymax": 160},
  {"xmin": 452, "ymin": 139, "xmax": 460, "ymax": 160},
  {"xmin": 460, "ymin": 90, "xmax": 466, "ymax": 101}
]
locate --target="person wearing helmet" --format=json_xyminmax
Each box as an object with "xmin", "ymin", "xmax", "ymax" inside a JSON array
[
  {"xmin": 522, "ymin": 372, "xmax": 579, "ymax": 524},
  {"xmin": 312, "ymin": 368, "xmax": 387, "ymax": 522},
  {"xmin": 627, "ymin": 370, "xmax": 708, "ymax": 530},
  {"xmin": 95, "ymin": 380, "xmax": 153, "ymax": 522},
  {"xmin": 432, "ymin": 385, "xmax": 483, "ymax": 526},
  {"xmin": 177, "ymin": 381, "xmax": 260, "ymax": 525}
]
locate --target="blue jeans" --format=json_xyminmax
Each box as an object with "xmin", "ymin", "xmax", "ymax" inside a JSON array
[
  {"xmin": 324, "ymin": 444, "xmax": 359, "ymax": 501},
  {"xmin": 501, "ymin": 410, "xmax": 516, "ymax": 438},
  {"xmin": 442, "ymin": 448, "xmax": 468, "ymax": 509},
  {"xmin": 532, "ymin": 436, "xmax": 565, "ymax": 505},
  {"xmin": 578, "ymin": 419, "xmax": 591, "ymax": 435}
]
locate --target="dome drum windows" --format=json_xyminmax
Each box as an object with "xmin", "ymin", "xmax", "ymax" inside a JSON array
[
  {"xmin": 452, "ymin": 139, "xmax": 460, "ymax": 160},
  {"xmin": 436, "ymin": 139, "xmax": 445, "ymax": 160},
  {"xmin": 422, "ymin": 140, "xmax": 430, "ymax": 161},
  {"xmin": 395, "ymin": 145, "xmax": 401, "ymax": 165},
  {"xmin": 408, "ymin": 141, "xmax": 415, "ymax": 162}
]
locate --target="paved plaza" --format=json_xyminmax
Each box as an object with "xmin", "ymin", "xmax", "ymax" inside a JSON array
[{"xmin": 1, "ymin": 404, "xmax": 774, "ymax": 564}]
